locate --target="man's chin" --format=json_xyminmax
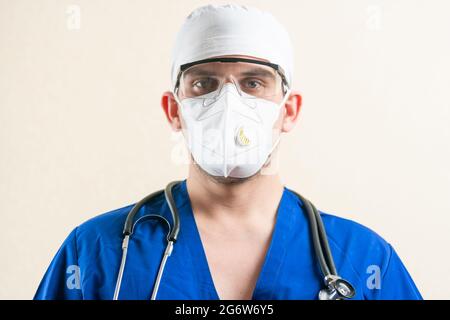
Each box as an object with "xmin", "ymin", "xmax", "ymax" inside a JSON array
[
  {"xmin": 205, "ymin": 171, "xmax": 260, "ymax": 185},
  {"xmin": 192, "ymin": 159, "xmax": 261, "ymax": 185},
  {"xmin": 189, "ymin": 152, "xmax": 279, "ymax": 185}
]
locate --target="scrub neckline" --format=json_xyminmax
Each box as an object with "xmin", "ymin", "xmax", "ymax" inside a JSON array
[{"xmin": 178, "ymin": 179, "xmax": 295, "ymax": 300}]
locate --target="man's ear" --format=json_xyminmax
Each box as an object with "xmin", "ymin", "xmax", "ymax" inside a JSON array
[
  {"xmin": 161, "ymin": 91, "xmax": 182, "ymax": 131},
  {"xmin": 281, "ymin": 90, "xmax": 302, "ymax": 133}
]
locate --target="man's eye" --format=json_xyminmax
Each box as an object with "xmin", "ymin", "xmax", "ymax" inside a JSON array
[
  {"xmin": 244, "ymin": 79, "xmax": 263, "ymax": 89},
  {"xmin": 193, "ymin": 78, "xmax": 215, "ymax": 89}
]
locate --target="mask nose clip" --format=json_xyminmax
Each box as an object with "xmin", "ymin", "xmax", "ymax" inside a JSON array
[
  {"xmin": 202, "ymin": 82, "xmax": 236, "ymax": 107},
  {"xmin": 202, "ymin": 82, "xmax": 257, "ymax": 108}
]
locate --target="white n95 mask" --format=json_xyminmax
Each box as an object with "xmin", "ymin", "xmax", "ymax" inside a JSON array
[{"xmin": 175, "ymin": 83, "xmax": 291, "ymax": 178}]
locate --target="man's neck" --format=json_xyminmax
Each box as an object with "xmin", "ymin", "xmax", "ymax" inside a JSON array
[{"xmin": 186, "ymin": 164, "xmax": 285, "ymax": 224}]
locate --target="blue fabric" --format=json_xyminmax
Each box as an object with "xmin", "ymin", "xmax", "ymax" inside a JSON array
[{"xmin": 34, "ymin": 179, "xmax": 422, "ymax": 300}]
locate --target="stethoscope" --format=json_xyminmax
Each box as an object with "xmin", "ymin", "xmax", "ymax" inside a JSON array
[{"xmin": 113, "ymin": 180, "xmax": 356, "ymax": 300}]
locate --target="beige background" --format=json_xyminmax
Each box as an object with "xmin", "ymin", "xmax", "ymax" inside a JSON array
[{"xmin": 1, "ymin": 0, "xmax": 449, "ymax": 299}]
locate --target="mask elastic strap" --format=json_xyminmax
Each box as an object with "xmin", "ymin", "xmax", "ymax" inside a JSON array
[
  {"xmin": 266, "ymin": 88, "xmax": 292, "ymax": 157},
  {"xmin": 172, "ymin": 91, "xmax": 182, "ymax": 108}
]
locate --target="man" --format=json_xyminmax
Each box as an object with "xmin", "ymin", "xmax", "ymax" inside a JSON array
[{"xmin": 35, "ymin": 4, "xmax": 422, "ymax": 300}]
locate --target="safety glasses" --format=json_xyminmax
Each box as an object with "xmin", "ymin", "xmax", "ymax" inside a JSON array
[{"xmin": 174, "ymin": 57, "xmax": 289, "ymax": 101}]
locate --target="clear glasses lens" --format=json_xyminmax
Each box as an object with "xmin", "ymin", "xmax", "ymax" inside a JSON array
[{"xmin": 177, "ymin": 62, "xmax": 285, "ymax": 100}]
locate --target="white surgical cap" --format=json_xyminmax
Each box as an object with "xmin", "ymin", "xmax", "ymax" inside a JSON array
[{"xmin": 170, "ymin": 4, "xmax": 295, "ymax": 90}]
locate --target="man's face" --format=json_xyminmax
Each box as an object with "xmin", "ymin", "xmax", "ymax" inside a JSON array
[{"xmin": 175, "ymin": 55, "xmax": 287, "ymax": 184}]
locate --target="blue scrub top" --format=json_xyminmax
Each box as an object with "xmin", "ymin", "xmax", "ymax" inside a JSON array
[{"xmin": 34, "ymin": 180, "xmax": 422, "ymax": 300}]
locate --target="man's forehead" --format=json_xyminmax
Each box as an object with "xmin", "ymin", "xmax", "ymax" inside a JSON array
[
  {"xmin": 184, "ymin": 61, "xmax": 277, "ymax": 78},
  {"xmin": 212, "ymin": 54, "xmax": 270, "ymax": 62}
]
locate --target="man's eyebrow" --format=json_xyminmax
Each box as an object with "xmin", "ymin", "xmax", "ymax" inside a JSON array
[
  {"xmin": 184, "ymin": 67, "xmax": 277, "ymax": 79},
  {"xmin": 239, "ymin": 68, "xmax": 277, "ymax": 79},
  {"xmin": 184, "ymin": 68, "xmax": 217, "ymax": 77}
]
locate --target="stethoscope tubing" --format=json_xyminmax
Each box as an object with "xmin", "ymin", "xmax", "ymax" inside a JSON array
[{"xmin": 113, "ymin": 181, "xmax": 352, "ymax": 300}]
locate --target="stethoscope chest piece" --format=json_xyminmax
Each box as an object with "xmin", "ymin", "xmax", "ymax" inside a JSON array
[{"xmin": 318, "ymin": 275, "xmax": 356, "ymax": 300}]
